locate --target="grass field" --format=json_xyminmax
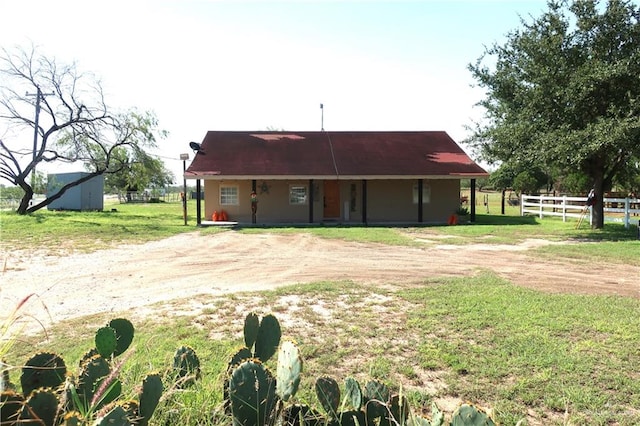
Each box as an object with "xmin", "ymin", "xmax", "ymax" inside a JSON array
[{"xmin": 2, "ymin": 193, "xmax": 639, "ymax": 425}]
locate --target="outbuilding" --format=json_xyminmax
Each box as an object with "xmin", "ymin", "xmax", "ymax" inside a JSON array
[
  {"xmin": 46, "ymin": 172, "xmax": 104, "ymax": 211},
  {"xmin": 185, "ymin": 131, "xmax": 488, "ymax": 225}
]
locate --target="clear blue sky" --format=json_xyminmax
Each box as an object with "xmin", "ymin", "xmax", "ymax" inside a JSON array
[{"xmin": 1, "ymin": 0, "xmax": 550, "ymax": 180}]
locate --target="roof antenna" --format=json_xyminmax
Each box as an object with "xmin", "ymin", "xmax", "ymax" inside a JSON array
[{"xmin": 320, "ymin": 103, "xmax": 324, "ymax": 131}]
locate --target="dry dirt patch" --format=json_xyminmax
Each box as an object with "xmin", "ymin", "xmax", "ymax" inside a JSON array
[{"xmin": 1, "ymin": 231, "xmax": 638, "ymax": 329}]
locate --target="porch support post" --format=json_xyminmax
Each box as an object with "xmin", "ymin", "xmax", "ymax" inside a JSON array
[
  {"xmin": 362, "ymin": 179, "xmax": 368, "ymax": 225},
  {"xmin": 418, "ymin": 179, "xmax": 423, "ymax": 222},
  {"xmin": 470, "ymin": 179, "xmax": 476, "ymax": 223},
  {"xmin": 196, "ymin": 179, "xmax": 202, "ymax": 226},
  {"xmin": 252, "ymin": 180, "xmax": 257, "ymax": 224},
  {"xmin": 308, "ymin": 179, "xmax": 314, "ymax": 223}
]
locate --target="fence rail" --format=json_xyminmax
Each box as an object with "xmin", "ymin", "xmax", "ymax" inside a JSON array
[{"xmin": 521, "ymin": 194, "xmax": 640, "ymax": 228}]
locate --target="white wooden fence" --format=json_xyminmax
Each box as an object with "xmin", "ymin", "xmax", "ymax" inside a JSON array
[{"xmin": 521, "ymin": 194, "xmax": 640, "ymax": 228}]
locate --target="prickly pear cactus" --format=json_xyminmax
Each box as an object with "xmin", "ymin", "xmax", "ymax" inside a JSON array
[
  {"xmin": 389, "ymin": 394, "xmax": 410, "ymax": 425},
  {"xmin": 108, "ymin": 318, "xmax": 134, "ymax": 357},
  {"xmin": 138, "ymin": 372, "xmax": 163, "ymax": 426},
  {"xmin": 79, "ymin": 348, "xmax": 99, "ymax": 367},
  {"xmin": 276, "ymin": 339, "xmax": 302, "ymax": 402},
  {"xmin": 93, "ymin": 405, "xmax": 129, "ymax": 426},
  {"xmin": 1, "ymin": 391, "xmax": 25, "ymax": 424},
  {"xmin": 20, "ymin": 352, "xmax": 67, "ymax": 396},
  {"xmin": 451, "ymin": 403, "xmax": 496, "ymax": 426},
  {"xmin": 118, "ymin": 400, "xmax": 139, "ymax": 421},
  {"xmin": 315, "ymin": 376, "xmax": 340, "ymax": 418},
  {"xmin": 344, "ymin": 377, "xmax": 362, "ymax": 411},
  {"xmin": 172, "ymin": 345, "xmax": 201, "ymax": 387},
  {"xmin": 95, "ymin": 326, "xmax": 118, "ymax": 359},
  {"xmin": 281, "ymin": 403, "xmax": 324, "ymax": 426},
  {"xmin": 254, "ymin": 314, "xmax": 281, "ymax": 362},
  {"xmin": 229, "ymin": 359, "xmax": 278, "ymax": 426},
  {"xmin": 19, "ymin": 388, "xmax": 59, "ymax": 426},
  {"xmin": 429, "ymin": 401, "xmax": 445, "ymax": 426},
  {"xmin": 363, "ymin": 379, "xmax": 389, "ymax": 403},
  {"xmin": 338, "ymin": 410, "xmax": 366, "ymax": 426},
  {"xmin": 244, "ymin": 312, "xmax": 260, "ymax": 349},
  {"xmin": 77, "ymin": 354, "xmax": 120, "ymax": 410},
  {"xmin": 62, "ymin": 411, "xmax": 83, "ymax": 426},
  {"xmin": 227, "ymin": 347, "xmax": 253, "ymax": 373},
  {"xmin": 363, "ymin": 380, "xmax": 390, "ymax": 422}
]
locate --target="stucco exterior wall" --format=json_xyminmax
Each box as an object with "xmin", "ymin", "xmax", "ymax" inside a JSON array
[
  {"xmin": 202, "ymin": 178, "xmax": 460, "ymax": 224},
  {"xmin": 365, "ymin": 179, "xmax": 460, "ymax": 223},
  {"xmin": 203, "ymin": 180, "xmax": 323, "ymax": 224}
]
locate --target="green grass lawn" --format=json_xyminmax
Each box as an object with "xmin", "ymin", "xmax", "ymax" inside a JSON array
[
  {"xmin": 6, "ymin": 277, "xmax": 639, "ymax": 425},
  {"xmin": 2, "ymin": 195, "xmax": 640, "ymax": 425}
]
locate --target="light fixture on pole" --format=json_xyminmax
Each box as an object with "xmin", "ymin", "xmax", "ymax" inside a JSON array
[{"xmin": 180, "ymin": 153, "xmax": 189, "ymax": 225}]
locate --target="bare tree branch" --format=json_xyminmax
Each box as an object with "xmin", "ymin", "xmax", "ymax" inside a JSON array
[{"xmin": 0, "ymin": 44, "xmax": 165, "ymax": 214}]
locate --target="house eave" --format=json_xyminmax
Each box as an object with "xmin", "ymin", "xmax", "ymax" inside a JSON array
[{"xmin": 185, "ymin": 173, "xmax": 489, "ymax": 180}]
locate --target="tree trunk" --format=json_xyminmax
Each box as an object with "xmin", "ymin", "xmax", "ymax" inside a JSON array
[
  {"xmin": 592, "ymin": 170, "xmax": 605, "ymax": 229},
  {"xmin": 16, "ymin": 184, "xmax": 34, "ymax": 215}
]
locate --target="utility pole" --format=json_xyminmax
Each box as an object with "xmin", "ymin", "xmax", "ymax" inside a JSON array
[
  {"xmin": 180, "ymin": 153, "xmax": 189, "ymax": 225},
  {"xmin": 26, "ymin": 87, "xmax": 53, "ymax": 192}
]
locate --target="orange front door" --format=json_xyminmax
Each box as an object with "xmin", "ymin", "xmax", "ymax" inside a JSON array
[{"xmin": 323, "ymin": 180, "xmax": 340, "ymax": 219}]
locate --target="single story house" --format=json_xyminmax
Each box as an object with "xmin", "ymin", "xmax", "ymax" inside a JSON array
[{"xmin": 184, "ymin": 131, "xmax": 488, "ymax": 225}]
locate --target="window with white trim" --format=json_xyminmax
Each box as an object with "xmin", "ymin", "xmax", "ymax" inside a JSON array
[
  {"xmin": 412, "ymin": 183, "xmax": 431, "ymax": 204},
  {"xmin": 220, "ymin": 185, "xmax": 239, "ymax": 205},
  {"xmin": 289, "ymin": 185, "xmax": 308, "ymax": 205}
]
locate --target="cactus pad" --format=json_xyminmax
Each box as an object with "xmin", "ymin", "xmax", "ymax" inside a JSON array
[
  {"xmin": 254, "ymin": 314, "xmax": 281, "ymax": 362},
  {"xmin": 93, "ymin": 405, "xmax": 129, "ymax": 426},
  {"xmin": 79, "ymin": 348, "xmax": 99, "ymax": 367},
  {"xmin": 389, "ymin": 394, "xmax": 410, "ymax": 424},
  {"xmin": 339, "ymin": 410, "xmax": 367, "ymax": 426},
  {"xmin": 244, "ymin": 312, "xmax": 260, "ymax": 349},
  {"xmin": 229, "ymin": 359, "xmax": 277, "ymax": 426},
  {"xmin": 363, "ymin": 379, "xmax": 389, "ymax": 403},
  {"xmin": 451, "ymin": 403, "xmax": 496, "ymax": 426},
  {"xmin": 344, "ymin": 377, "xmax": 362, "ymax": 411},
  {"xmin": 227, "ymin": 347, "xmax": 253, "ymax": 373},
  {"xmin": 315, "ymin": 376, "xmax": 340, "ymax": 418},
  {"xmin": 281, "ymin": 404, "xmax": 325, "ymax": 426},
  {"xmin": 430, "ymin": 401, "xmax": 445, "ymax": 426},
  {"xmin": 1, "ymin": 391, "xmax": 25, "ymax": 424},
  {"xmin": 172, "ymin": 345, "xmax": 201, "ymax": 387},
  {"xmin": 95, "ymin": 326, "xmax": 118, "ymax": 359},
  {"xmin": 276, "ymin": 340, "xmax": 303, "ymax": 402},
  {"xmin": 363, "ymin": 380, "xmax": 391, "ymax": 422},
  {"xmin": 20, "ymin": 352, "xmax": 67, "ymax": 396},
  {"xmin": 138, "ymin": 373, "xmax": 163, "ymax": 426},
  {"xmin": 20, "ymin": 388, "xmax": 59, "ymax": 426},
  {"xmin": 108, "ymin": 318, "xmax": 134, "ymax": 357},
  {"xmin": 77, "ymin": 355, "xmax": 112, "ymax": 407}
]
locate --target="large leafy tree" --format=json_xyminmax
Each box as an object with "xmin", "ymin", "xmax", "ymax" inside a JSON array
[
  {"xmin": 468, "ymin": 0, "xmax": 640, "ymax": 228},
  {"xmin": 0, "ymin": 45, "xmax": 167, "ymax": 214},
  {"xmin": 101, "ymin": 148, "xmax": 174, "ymax": 195}
]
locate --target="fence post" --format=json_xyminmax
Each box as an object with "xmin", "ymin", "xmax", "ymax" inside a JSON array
[
  {"xmin": 539, "ymin": 195, "xmax": 543, "ymax": 219},
  {"xmin": 520, "ymin": 194, "xmax": 524, "ymax": 216},
  {"xmin": 562, "ymin": 195, "xmax": 567, "ymax": 222},
  {"xmin": 624, "ymin": 198, "xmax": 630, "ymax": 229}
]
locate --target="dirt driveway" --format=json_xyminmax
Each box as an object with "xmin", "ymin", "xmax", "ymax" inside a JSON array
[{"xmin": 1, "ymin": 231, "xmax": 638, "ymax": 328}]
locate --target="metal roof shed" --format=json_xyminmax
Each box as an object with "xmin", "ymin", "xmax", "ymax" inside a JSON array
[{"xmin": 47, "ymin": 172, "xmax": 104, "ymax": 211}]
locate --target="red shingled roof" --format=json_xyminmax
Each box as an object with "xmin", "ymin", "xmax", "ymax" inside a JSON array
[{"xmin": 185, "ymin": 131, "xmax": 488, "ymax": 179}]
